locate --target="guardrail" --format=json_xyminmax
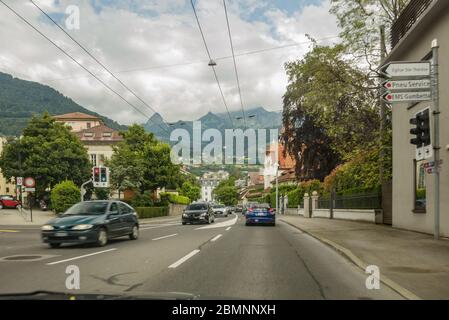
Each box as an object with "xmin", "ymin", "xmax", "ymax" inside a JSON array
[{"xmin": 318, "ymin": 193, "xmax": 382, "ymax": 210}]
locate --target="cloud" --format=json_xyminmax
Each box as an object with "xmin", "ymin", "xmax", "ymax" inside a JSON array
[{"xmin": 0, "ymin": 0, "xmax": 339, "ymax": 125}]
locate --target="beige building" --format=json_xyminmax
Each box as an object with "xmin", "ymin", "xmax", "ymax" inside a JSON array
[
  {"xmin": 387, "ymin": 0, "xmax": 449, "ymax": 236},
  {"xmin": 54, "ymin": 112, "xmax": 123, "ymax": 167},
  {"xmin": 0, "ymin": 137, "xmax": 16, "ymax": 196}
]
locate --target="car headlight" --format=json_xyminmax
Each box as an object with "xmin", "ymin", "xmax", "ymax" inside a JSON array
[
  {"xmin": 200, "ymin": 213, "xmax": 207, "ymax": 217},
  {"xmin": 41, "ymin": 225, "xmax": 54, "ymax": 231},
  {"xmin": 182, "ymin": 213, "xmax": 188, "ymax": 217},
  {"xmin": 72, "ymin": 224, "xmax": 93, "ymax": 230}
]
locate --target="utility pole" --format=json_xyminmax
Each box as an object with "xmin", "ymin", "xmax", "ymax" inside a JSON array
[
  {"xmin": 431, "ymin": 39, "xmax": 440, "ymax": 240},
  {"xmin": 379, "ymin": 26, "xmax": 387, "ymax": 186}
]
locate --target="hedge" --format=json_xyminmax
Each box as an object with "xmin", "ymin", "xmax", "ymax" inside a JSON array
[
  {"xmin": 160, "ymin": 192, "xmax": 190, "ymax": 205},
  {"xmin": 136, "ymin": 207, "xmax": 169, "ymax": 219},
  {"xmin": 51, "ymin": 180, "xmax": 80, "ymax": 213}
]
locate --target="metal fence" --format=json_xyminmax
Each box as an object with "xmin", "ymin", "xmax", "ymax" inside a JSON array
[
  {"xmin": 318, "ymin": 193, "xmax": 382, "ymax": 210},
  {"xmin": 391, "ymin": 0, "xmax": 434, "ymax": 48}
]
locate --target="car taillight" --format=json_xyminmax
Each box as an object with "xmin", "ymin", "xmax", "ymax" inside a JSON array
[
  {"xmin": 269, "ymin": 208, "xmax": 275, "ymax": 214},
  {"xmin": 248, "ymin": 208, "xmax": 253, "ymax": 212}
]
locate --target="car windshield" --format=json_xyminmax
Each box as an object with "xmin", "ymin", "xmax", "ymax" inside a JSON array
[
  {"xmin": 187, "ymin": 204, "xmax": 207, "ymax": 210},
  {"xmin": 64, "ymin": 202, "xmax": 109, "ymax": 216},
  {"xmin": 213, "ymin": 205, "xmax": 225, "ymax": 208}
]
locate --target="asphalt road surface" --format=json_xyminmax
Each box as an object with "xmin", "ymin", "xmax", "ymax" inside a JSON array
[{"xmin": 0, "ymin": 214, "xmax": 403, "ymax": 299}]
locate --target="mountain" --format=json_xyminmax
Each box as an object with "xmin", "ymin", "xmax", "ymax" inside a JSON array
[
  {"xmin": 0, "ymin": 72, "xmax": 127, "ymax": 136},
  {"xmin": 144, "ymin": 107, "xmax": 282, "ymax": 142}
]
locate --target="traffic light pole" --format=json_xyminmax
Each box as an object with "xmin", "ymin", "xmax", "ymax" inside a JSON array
[
  {"xmin": 81, "ymin": 179, "xmax": 92, "ymax": 202},
  {"xmin": 431, "ymin": 40, "xmax": 440, "ymax": 240}
]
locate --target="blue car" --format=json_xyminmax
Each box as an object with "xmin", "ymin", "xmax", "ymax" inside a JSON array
[{"xmin": 245, "ymin": 203, "xmax": 276, "ymax": 226}]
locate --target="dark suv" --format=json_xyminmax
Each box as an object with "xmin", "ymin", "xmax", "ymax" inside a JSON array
[{"xmin": 182, "ymin": 202, "xmax": 215, "ymax": 225}]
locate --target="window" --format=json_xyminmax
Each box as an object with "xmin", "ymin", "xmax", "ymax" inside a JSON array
[
  {"xmin": 414, "ymin": 160, "xmax": 426, "ymax": 213},
  {"xmin": 103, "ymin": 132, "xmax": 112, "ymax": 137},
  {"xmin": 84, "ymin": 132, "xmax": 94, "ymax": 137},
  {"xmin": 109, "ymin": 202, "xmax": 118, "ymax": 213},
  {"xmin": 119, "ymin": 202, "xmax": 131, "ymax": 214},
  {"xmin": 90, "ymin": 154, "xmax": 97, "ymax": 166},
  {"xmin": 87, "ymin": 122, "xmax": 91, "ymax": 129}
]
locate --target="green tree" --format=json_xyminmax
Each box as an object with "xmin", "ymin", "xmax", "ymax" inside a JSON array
[
  {"xmin": 51, "ymin": 180, "xmax": 80, "ymax": 213},
  {"xmin": 0, "ymin": 113, "xmax": 90, "ymax": 198},
  {"xmin": 330, "ymin": 0, "xmax": 409, "ymax": 74},
  {"xmin": 213, "ymin": 178, "xmax": 238, "ymax": 205},
  {"xmin": 178, "ymin": 181, "xmax": 201, "ymax": 202},
  {"xmin": 108, "ymin": 124, "xmax": 180, "ymax": 196}
]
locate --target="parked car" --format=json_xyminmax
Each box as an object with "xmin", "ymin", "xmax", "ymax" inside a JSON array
[
  {"xmin": 235, "ymin": 205, "xmax": 243, "ymax": 213},
  {"xmin": 41, "ymin": 200, "xmax": 139, "ymax": 248},
  {"xmin": 245, "ymin": 203, "xmax": 276, "ymax": 226},
  {"xmin": 0, "ymin": 195, "xmax": 21, "ymax": 210},
  {"xmin": 182, "ymin": 202, "xmax": 215, "ymax": 225}
]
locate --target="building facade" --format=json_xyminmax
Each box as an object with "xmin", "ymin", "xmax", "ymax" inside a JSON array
[
  {"xmin": 263, "ymin": 140, "xmax": 296, "ymax": 189},
  {"xmin": 387, "ymin": 0, "xmax": 449, "ymax": 236},
  {"xmin": 0, "ymin": 137, "xmax": 15, "ymax": 196},
  {"xmin": 200, "ymin": 170, "xmax": 229, "ymax": 202},
  {"xmin": 54, "ymin": 112, "xmax": 123, "ymax": 167}
]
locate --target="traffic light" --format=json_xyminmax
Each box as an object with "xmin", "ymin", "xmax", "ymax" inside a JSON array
[
  {"xmin": 410, "ymin": 109, "xmax": 431, "ymax": 147},
  {"xmin": 100, "ymin": 167, "xmax": 107, "ymax": 183},
  {"xmin": 93, "ymin": 167, "xmax": 100, "ymax": 182}
]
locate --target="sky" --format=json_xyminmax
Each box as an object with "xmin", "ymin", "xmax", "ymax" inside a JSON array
[{"xmin": 0, "ymin": 0, "xmax": 339, "ymax": 125}]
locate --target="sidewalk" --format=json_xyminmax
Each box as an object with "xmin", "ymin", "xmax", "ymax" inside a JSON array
[
  {"xmin": 280, "ymin": 215, "xmax": 449, "ymax": 300},
  {"xmin": 0, "ymin": 209, "xmax": 55, "ymax": 226}
]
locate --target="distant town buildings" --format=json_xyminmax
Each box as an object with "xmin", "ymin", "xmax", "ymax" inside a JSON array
[
  {"xmin": 200, "ymin": 170, "xmax": 229, "ymax": 202},
  {"xmin": 262, "ymin": 140, "xmax": 296, "ymax": 189}
]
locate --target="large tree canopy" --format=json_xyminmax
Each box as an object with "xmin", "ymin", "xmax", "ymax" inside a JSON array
[
  {"xmin": 107, "ymin": 124, "xmax": 179, "ymax": 195},
  {"xmin": 0, "ymin": 113, "xmax": 91, "ymax": 196}
]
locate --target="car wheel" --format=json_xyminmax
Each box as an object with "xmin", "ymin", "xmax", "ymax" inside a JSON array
[
  {"xmin": 49, "ymin": 243, "xmax": 61, "ymax": 248},
  {"xmin": 129, "ymin": 225, "xmax": 139, "ymax": 240},
  {"xmin": 182, "ymin": 222, "xmax": 187, "ymax": 225},
  {"xmin": 97, "ymin": 228, "xmax": 108, "ymax": 247},
  {"xmin": 0, "ymin": 203, "xmax": 3, "ymax": 210}
]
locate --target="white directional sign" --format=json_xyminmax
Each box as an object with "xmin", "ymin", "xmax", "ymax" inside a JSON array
[
  {"xmin": 382, "ymin": 79, "xmax": 431, "ymax": 91},
  {"xmin": 380, "ymin": 61, "xmax": 431, "ymax": 78},
  {"xmin": 382, "ymin": 91, "xmax": 431, "ymax": 103}
]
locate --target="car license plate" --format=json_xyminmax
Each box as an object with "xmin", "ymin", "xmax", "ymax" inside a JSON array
[
  {"xmin": 254, "ymin": 219, "xmax": 259, "ymax": 222},
  {"xmin": 55, "ymin": 232, "xmax": 68, "ymax": 237},
  {"xmin": 256, "ymin": 213, "xmax": 265, "ymax": 216}
]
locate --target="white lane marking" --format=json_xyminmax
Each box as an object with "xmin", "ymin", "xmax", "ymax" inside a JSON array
[
  {"xmin": 225, "ymin": 227, "xmax": 231, "ymax": 231},
  {"xmin": 152, "ymin": 233, "xmax": 178, "ymax": 241},
  {"xmin": 211, "ymin": 234, "xmax": 222, "ymax": 242},
  {"xmin": 46, "ymin": 248, "xmax": 117, "ymax": 266},
  {"xmin": 140, "ymin": 223, "xmax": 180, "ymax": 230},
  {"xmin": 168, "ymin": 249, "xmax": 200, "ymax": 269},
  {"xmin": 196, "ymin": 214, "xmax": 238, "ymax": 230}
]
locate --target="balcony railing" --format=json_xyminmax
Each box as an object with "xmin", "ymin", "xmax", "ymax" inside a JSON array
[{"xmin": 391, "ymin": 0, "xmax": 434, "ymax": 48}]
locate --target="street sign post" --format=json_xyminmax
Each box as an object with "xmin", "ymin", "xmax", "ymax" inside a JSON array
[
  {"xmin": 24, "ymin": 177, "xmax": 35, "ymax": 188},
  {"xmin": 380, "ymin": 61, "xmax": 431, "ymax": 78},
  {"xmin": 16, "ymin": 177, "xmax": 23, "ymax": 186},
  {"xmin": 382, "ymin": 79, "xmax": 431, "ymax": 91}
]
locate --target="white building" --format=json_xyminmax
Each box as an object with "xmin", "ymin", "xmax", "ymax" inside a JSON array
[{"xmin": 200, "ymin": 170, "xmax": 229, "ymax": 202}]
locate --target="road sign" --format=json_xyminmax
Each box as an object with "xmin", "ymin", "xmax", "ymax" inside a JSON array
[
  {"xmin": 24, "ymin": 177, "xmax": 35, "ymax": 188},
  {"xmin": 380, "ymin": 61, "xmax": 431, "ymax": 78},
  {"xmin": 382, "ymin": 79, "xmax": 431, "ymax": 91},
  {"xmin": 25, "ymin": 188, "xmax": 36, "ymax": 192},
  {"xmin": 16, "ymin": 177, "xmax": 23, "ymax": 186},
  {"xmin": 382, "ymin": 91, "xmax": 431, "ymax": 104}
]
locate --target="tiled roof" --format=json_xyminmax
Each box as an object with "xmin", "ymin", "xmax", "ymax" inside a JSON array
[
  {"xmin": 54, "ymin": 112, "xmax": 101, "ymax": 121},
  {"xmin": 75, "ymin": 125, "xmax": 123, "ymax": 143}
]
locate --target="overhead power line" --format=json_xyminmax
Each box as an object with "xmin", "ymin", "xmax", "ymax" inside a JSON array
[
  {"xmin": 223, "ymin": 0, "xmax": 246, "ymax": 129},
  {"xmin": 28, "ymin": 0, "xmax": 169, "ymax": 134},
  {"xmin": 190, "ymin": 0, "xmax": 235, "ymax": 128},
  {"xmin": 44, "ymin": 35, "xmax": 340, "ymax": 83},
  {"xmin": 0, "ymin": 0, "xmax": 168, "ymax": 133}
]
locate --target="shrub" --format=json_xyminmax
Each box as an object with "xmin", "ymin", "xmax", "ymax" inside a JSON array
[
  {"xmin": 51, "ymin": 180, "xmax": 80, "ymax": 213},
  {"xmin": 131, "ymin": 191, "xmax": 154, "ymax": 207},
  {"xmin": 160, "ymin": 192, "xmax": 190, "ymax": 205},
  {"xmin": 94, "ymin": 187, "xmax": 111, "ymax": 200},
  {"xmin": 136, "ymin": 207, "xmax": 169, "ymax": 219}
]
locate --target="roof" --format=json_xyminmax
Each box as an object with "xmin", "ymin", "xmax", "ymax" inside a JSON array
[
  {"xmin": 54, "ymin": 112, "xmax": 101, "ymax": 121},
  {"xmin": 75, "ymin": 124, "xmax": 123, "ymax": 143},
  {"xmin": 278, "ymin": 170, "xmax": 297, "ymax": 183}
]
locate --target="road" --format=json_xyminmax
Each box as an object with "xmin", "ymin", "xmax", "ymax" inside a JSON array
[{"xmin": 0, "ymin": 214, "xmax": 403, "ymax": 299}]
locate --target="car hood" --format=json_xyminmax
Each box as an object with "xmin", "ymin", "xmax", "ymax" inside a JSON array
[{"xmin": 46, "ymin": 215, "xmax": 104, "ymax": 226}]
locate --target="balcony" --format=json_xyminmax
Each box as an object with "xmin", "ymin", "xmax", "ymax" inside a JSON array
[{"xmin": 391, "ymin": 0, "xmax": 434, "ymax": 48}]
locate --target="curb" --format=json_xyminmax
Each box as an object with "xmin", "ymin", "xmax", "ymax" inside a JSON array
[{"xmin": 280, "ymin": 219, "xmax": 421, "ymax": 300}]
